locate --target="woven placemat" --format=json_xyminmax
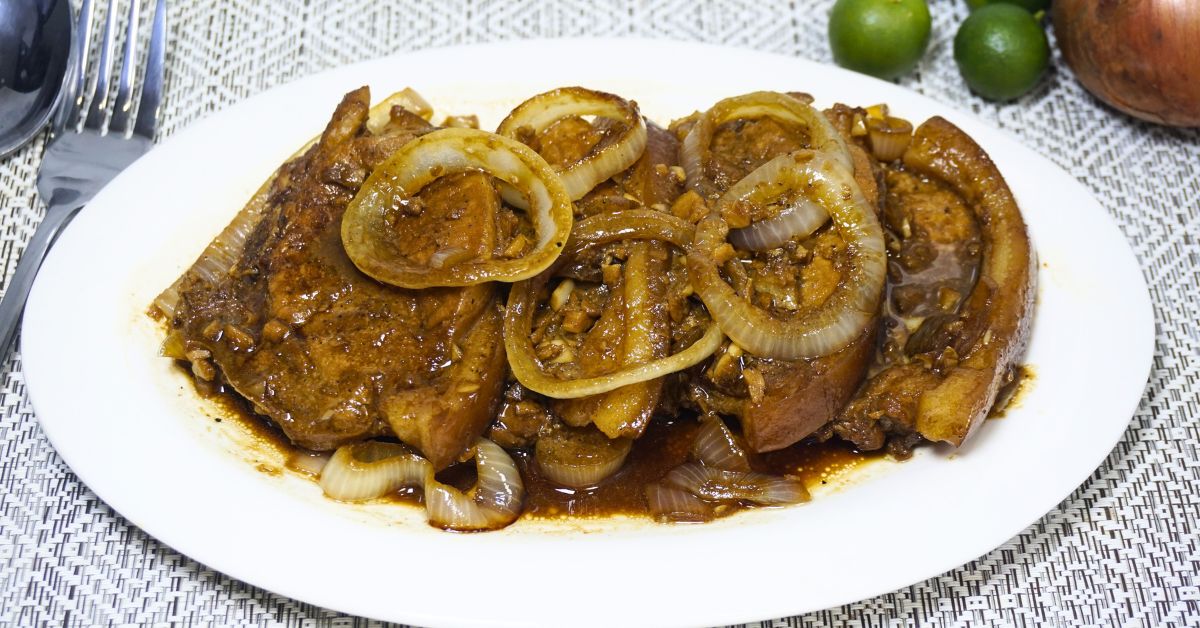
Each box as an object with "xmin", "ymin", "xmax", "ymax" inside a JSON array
[{"xmin": 2, "ymin": 1, "xmax": 1197, "ymax": 626}]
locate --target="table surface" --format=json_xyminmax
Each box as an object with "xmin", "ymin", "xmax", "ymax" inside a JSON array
[{"xmin": 2, "ymin": 1, "xmax": 1198, "ymax": 626}]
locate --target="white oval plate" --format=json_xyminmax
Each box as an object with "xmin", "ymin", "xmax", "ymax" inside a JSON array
[{"xmin": 23, "ymin": 39, "xmax": 1152, "ymax": 627}]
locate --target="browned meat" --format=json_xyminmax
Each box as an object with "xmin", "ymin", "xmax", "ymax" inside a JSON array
[
  {"xmin": 706, "ymin": 117, "xmax": 810, "ymax": 191},
  {"xmin": 737, "ymin": 326, "xmax": 876, "ymax": 451},
  {"xmin": 162, "ymin": 88, "xmax": 508, "ymax": 469},
  {"xmin": 542, "ymin": 124, "xmax": 683, "ymax": 439},
  {"xmin": 829, "ymin": 364, "xmax": 934, "ymax": 456},
  {"xmin": 883, "ymin": 166, "xmax": 982, "ymax": 321},
  {"xmin": 833, "ymin": 116, "xmax": 1035, "ymax": 454},
  {"xmin": 684, "ymin": 109, "xmax": 883, "ymax": 453}
]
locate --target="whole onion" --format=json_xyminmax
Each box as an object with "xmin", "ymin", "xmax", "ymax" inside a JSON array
[{"xmin": 1053, "ymin": 0, "xmax": 1200, "ymax": 127}]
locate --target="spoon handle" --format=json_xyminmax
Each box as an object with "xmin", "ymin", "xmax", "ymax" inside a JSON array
[{"xmin": 0, "ymin": 205, "xmax": 82, "ymax": 356}]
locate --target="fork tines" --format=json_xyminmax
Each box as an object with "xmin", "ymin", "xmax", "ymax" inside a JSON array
[{"xmin": 60, "ymin": 0, "xmax": 167, "ymax": 139}]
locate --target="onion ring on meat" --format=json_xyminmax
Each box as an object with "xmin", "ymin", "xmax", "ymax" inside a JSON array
[
  {"xmin": 505, "ymin": 211, "xmax": 724, "ymax": 399},
  {"xmin": 687, "ymin": 150, "xmax": 886, "ymax": 359},
  {"xmin": 497, "ymin": 87, "xmax": 648, "ymax": 202},
  {"xmin": 722, "ymin": 154, "xmax": 834, "ymax": 251},
  {"xmin": 341, "ymin": 127, "xmax": 573, "ymax": 288},
  {"xmin": 680, "ymin": 91, "xmax": 852, "ymax": 198}
]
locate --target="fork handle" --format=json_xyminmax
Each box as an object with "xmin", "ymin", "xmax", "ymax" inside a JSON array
[{"xmin": 0, "ymin": 206, "xmax": 83, "ymax": 356}]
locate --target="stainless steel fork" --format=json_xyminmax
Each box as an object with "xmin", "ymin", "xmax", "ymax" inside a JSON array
[{"xmin": 0, "ymin": 0, "xmax": 167, "ymax": 354}]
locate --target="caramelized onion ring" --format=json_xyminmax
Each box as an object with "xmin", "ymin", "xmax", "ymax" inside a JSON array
[
  {"xmin": 722, "ymin": 155, "xmax": 833, "ymax": 251},
  {"xmin": 319, "ymin": 441, "xmax": 428, "ymax": 502},
  {"xmin": 561, "ymin": 209, "xmax": 697, "ymax": 259},
  {"xmin": 645, "ymin": 483, "xmax": 713, "ymax": 522},
  {"xmin": 687, "ymin": 151, "xmax": 886, "ymax": 359},
  {"xmin": 664, "ymin": 462, "xmax": 809, "ymax": 506},
  {"xmin": 497, "ymin": 87, "xmax": 648, "ymax": 201},
  {"xmin": 535, "ymin": 425, "xmax": 632, "ymax": 488},
  {"xmin": 341, "ymin": 128, "xmax": 573, "ymax": 288},
  {"xmin": 426, "ymin": 439, "xmax": 525, "ymax": 531},
  {"xmin": 320, "ymin": 438, "xmax": 524, "ymax": 531},
  {"xmin": 690, "ymin": 414, "xmax": 752, "ymax": 472},
  {"xmin": 680, "ymin": 91, "xmax": 852, "ymax": 197},
  {"xmin": 505, "ymin": 211, "xmax": 724, "ymax": 399}
]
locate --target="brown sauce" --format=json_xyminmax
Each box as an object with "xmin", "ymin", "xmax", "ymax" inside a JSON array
[
  {"xmin": 184, "ymin": 367, "xmax": 296, "ymax": 452},
  {"xmin": 989, "ymin": 364, "xmax": 1035, "ymax": 419},
  {"xmin": 184, "ymin": 363, "xmax": 887, "ymax": 520}
]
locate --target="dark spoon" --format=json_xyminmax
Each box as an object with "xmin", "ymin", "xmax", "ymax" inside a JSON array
[{"xmin": 0, "ymin": 0, "xmax": 73, "ymax": 158}]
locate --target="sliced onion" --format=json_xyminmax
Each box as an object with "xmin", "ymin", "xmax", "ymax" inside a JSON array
[
  {"xmin": 321, "ymin": 438, "xmax": 524, "ymax": 531},
  {"xmin": 664, "ymin": 462, "xmax": 809, "ymax": 506},
  {"xmin": 645, "ymin": 482, "xmax": 713, "ymax": 523},
  {"xmin": 561, "ymin": 209, "xmax": 697, "ymax": 258},
  {"xmin": 867, "ymin": 116, "xmax": 914, "ymax": 162},
  {"xmin": 341, "ymin": 127, "xmax": 573, "ymax": 288},
  {"xmin": 680, "ymin": 91, "xmax": 852, "ymax": 198},
  {"xmin": 561, "ymin": 239, "xmax": 671, "ymax": 439},
  {"xmin": 427, "ymin": 246, "xmax": 470, "ymax": 269},
  {"xmin": 287, "ymin": 451, "xmax": 331, "ymax": 478},
  {"xmin": 508, "ymin": 296, "xmax": 722, "ymax": 399},
  {"xmin": 691, "ymin": 414, "xmax": 751, "ymax": 472},
  {"xmin": 319, "ymin": 441, "xmax": 430, "ymax": 502},
  {"xmin": 535, "ymin": 425, "xmax": 632, "ymax": 488},
  {"xmin": 723, "ymin": 154, "xmax": 834, "ymax": 251},
  {"xmin": 366, "ymin": 87, "xmax": 434, "ymax": 133},
  {"xmin": 497, "ymin": 87, "xmax": 648, "ymax": 202},
  {"xmin": 687, "ymin": 150, "xmax": 886, "ymax": 359},
  {"xmin": 426, "ymin": 439, "xmax": 525, "ymax": 531},
  {"xmin": 506, "ymin": 212, "xmax": 723, "ymax": 399},
  {"xmin": 153, "ymin": 174, "xmax": 275, "ymax": 318}
]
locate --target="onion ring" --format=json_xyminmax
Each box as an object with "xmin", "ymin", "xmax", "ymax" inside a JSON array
[
  {"xmin": 535, "ymin": 425, "xmax": 633, "ymax": 488},
  {"xmin": 722, "ymin": 154, "xmax": 834, "ymax": 251},
  {"xmin": 687, "ymin": 150, "xmax": 886, "ymax": 359},
  {"xmin": 680, "ymin": 91, "xmax": 852, "ymax": 198},
  {"xmin": 319, "ymin": 441, "xmax": 428, "ymax": 502},
  {"xmin": 341, "ymin": 127, "xmax": 573, "ymax": 288},
  {"xmin": 320, "ymin": 438, "xmax": 524, "ymax": 531},
  {"xmin": 426, "ymin": 438, "xmax": 525, "ymax": 531},
  {"xmin": 505, "ymin": 211, "xmax": 724, "ymax": 399},
  {"xmin": 497, "ymin": 87, "xmax": 648, "ymax": 202}
]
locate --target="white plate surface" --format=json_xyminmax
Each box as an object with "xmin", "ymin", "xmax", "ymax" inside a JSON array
[{"xmin": 23, "ymin": 39, "xmax": 1153, "ymax": 627}]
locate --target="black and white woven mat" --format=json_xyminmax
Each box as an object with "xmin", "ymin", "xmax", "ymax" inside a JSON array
[{"xmin": 2, "ymin": 1, "xmax": 1197, "ymax": 626}]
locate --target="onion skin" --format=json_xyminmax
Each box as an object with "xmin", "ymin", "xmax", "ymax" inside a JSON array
[
  {"xmin": 426, "ymin": 438, "xmax": 525, "ymax": 531},
  {"xmin": 1053, "ymin": 0, "xmax": 1200, "ymax": 127},
  {"xmin": 319, "ymin": 442, "xmax": 429, "ymax": 502},
  {"xmin": 645, "ymin": 483, "xmax": 713, "ymax": 522},
  {"xmin": 664, "ymin": 462, "xmax": 809, "ymax": 506}
]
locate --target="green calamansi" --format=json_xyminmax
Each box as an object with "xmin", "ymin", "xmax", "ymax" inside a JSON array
[
  {"xmin": 954, "ymin": 3, "xmax": 1050, "ymax": 101},
  {"xmin": 829, "ymin": 0, "xmax": 932, "ymax": 80},
  {"xmin": 966, "ymin": 0, "xmax": 1050, "ymax": 13}
]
